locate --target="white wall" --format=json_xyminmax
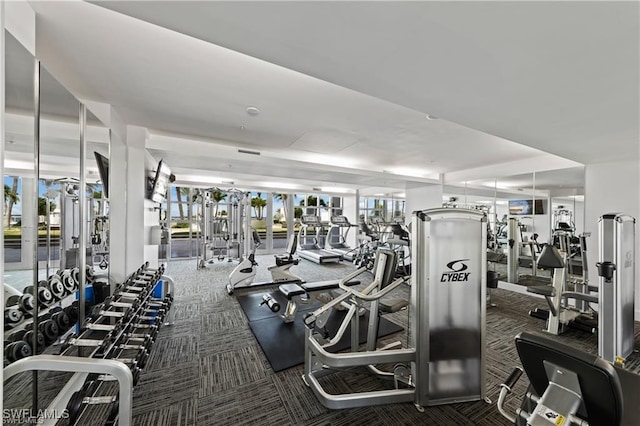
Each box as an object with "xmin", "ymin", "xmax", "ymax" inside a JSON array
[
  {"xmin": 405, "ymin": 183, "xmax": 443, "ymax": 223},
  {"xmin": 585, "ymin": 160, "xmax": 640, "ymax": 318}
]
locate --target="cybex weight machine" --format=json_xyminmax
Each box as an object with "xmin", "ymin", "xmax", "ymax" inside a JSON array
[{"xmin": 303, "ymin": 208, "xmax": 487, "ymax": 410}]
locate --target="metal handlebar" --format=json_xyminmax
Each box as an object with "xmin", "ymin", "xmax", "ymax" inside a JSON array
[
  {"xmin": 338, "ymin": 273, "xmax": 407, "ymax": 302},
  {"xmin": 4, "ymin": 355, "xmax": 134, "ymax": 426},
  {"xmin": 497, "ymin": 367, "xmax": 523, "ymax": 423}
]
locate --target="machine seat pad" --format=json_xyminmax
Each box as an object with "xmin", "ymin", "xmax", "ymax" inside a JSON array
[
  {"xmin": 562, "ymin": 292, "xmax": 598, "ymax": 304},
  {"xmin": 301, "ymin": 280, "xmax": 360, "ymax": 292},
  {"xmin": 278, "ymin": 283, "xmax": 306, "ymax": 299},
  {"xmin": 274, "ymin": 254, "xmax": 299, "ymax": 267},
  {"xmin": 380, "ymin": 299, "xmax": 409, "ymax": 313},
  {"xmin": 537, "ymin": 244, "xmax": 565, "ymax": 269},
  {"xmin": 527, "ymin": 285, "xmax": 555, "ymax": 297}
]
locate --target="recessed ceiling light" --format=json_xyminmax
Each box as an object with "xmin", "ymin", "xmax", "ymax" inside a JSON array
[
  {"xmin": 240, "ymin": 125, "xmax": 246, "ymax": 130},
  {"xmin": 426, "ymin": 114, "xmax": 439, "ymax": 120},
  {"xmin": 246, "ymin": 106, "xmax": 260, "ymax": 116}
]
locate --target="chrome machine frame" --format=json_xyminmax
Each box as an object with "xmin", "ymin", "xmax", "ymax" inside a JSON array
[
  {"xmin": 597, "ymin": 213, "xmax": 636, "ymax": 363},
  {"xmin": 303, "ymin": 208, "xmax": 487, "ymax": 410}
]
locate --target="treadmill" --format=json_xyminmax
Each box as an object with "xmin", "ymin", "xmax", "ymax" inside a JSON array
[
  {"xmin": 297, "ymin": 215, "xmax": 342, "ymax": 264},
  {"xmin": 326, "ymin": 215, "xmax": 356, "ymax": 261}
]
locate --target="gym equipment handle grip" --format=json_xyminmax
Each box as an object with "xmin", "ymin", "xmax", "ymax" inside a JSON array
[{"xmin": 501, "ymin": 367, "xmax": 523, "ymax": 391}]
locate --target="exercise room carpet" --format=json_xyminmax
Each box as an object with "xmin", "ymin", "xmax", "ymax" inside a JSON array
[
  {"xmin": 237, "ymin": 291, "xmax": 404, "ymax": 371},
  {"xmin": 5, "ymin": 255, "xmax": 640, "ymax": 426}
]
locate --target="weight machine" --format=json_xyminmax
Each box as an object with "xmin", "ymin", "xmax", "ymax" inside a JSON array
[
  {"xmin": 497, "ymin": 331, "xmax": 640, "ymax": 426},
  {"xmin": 597, "ymin": 213, "xmax": 635, "ymax": 364},
  {"xmin": 303, "ymin": 208, "xmax": 487, "ymax": 410}
]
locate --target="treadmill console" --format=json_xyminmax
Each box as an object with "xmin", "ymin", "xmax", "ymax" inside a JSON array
[
  {"xmin": 331, "ymin": 216, "xmax": 350, "ymax": 226},
  {"xmin": 302, "ymin": 215, "xmax": 322, "ymax": 225}
]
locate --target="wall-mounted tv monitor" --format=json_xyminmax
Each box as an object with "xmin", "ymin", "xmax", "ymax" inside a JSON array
[
  {"xmin": 149, "ymin": 159, "xmax": 172, "ymax": 203},
  {"xmin": 509, "ymin": 199, "xmax": 546, "ymax": 215},
  {"xmin": 94, "ymin": 151, "xmax": 109, "ymax": 198}
]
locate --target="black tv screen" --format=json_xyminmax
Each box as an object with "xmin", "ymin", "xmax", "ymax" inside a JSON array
[
  {"xmin": 149, "ymin": 159, "xmax": 172, "ymax": 203},
  {"xmin": 94, "ymin": 151, "xmax": 109, "ymax": 198},
  {"xmin": 509, "ymin": 199, "xmax": 546, "ymax": 215}
]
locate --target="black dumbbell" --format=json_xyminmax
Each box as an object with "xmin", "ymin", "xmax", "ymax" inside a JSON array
[
  {"xmin": 64, "ymin": 305, "xmax": 79, "ymax": 324},
  {"xmin": 39, "ymin": 319, "xmax": 60, "ymax": 345},
  {"xmin": 23, "ymin": 330, "xmax": 46, "ymax": 354},
  {"xmin": 66, "ymin": 379, "xmax": 101, "ymax": 425},
  {"xmin": 61, "ymin": 333, "xmax": 113, "ymax": 357},
  {"xmin": 52, "ymin": 310, "xmax": 71, "ymax": 331},
  {"xmin": 6, "ymin": 294, "xmax": 20, "ymax": 306},
  {"xmin": 86, "ymin": 266, "xmax": 95, "ymax": 284},
  {"xmin": 61, "ymin": 269, "xmax": 76, "ymax": 294},
  {"xmin": 18, "ymin": 293, "xmax": 35, "ymax": 317},
  {"xmin": 5, "ymin": 340, "xmax": 32, "ymax": 362},
  {"xmin": 24, "ymin": 284, "xmax": 54, "ymax": 308},
  {"xmin": 47, "ymin": 274, "xmax": 66, "ymax": 300},
  {"xmin": 9, "ymin": 329, "xmax": 27, "ymax": 343},
  {"xmin": 5, "ymin": 306, "xmax": 24, "ymax": 327},
  {"xmin": 71, "ymin": 267, "xmax": 80, "ymax": 289}
]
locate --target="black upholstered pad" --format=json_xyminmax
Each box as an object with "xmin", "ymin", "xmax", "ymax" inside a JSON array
[
  {"xmin": 279, "ymin": 283, "xmax": 306, "ymax": 299},
  {"xmin": 527, "ymin": 285, "xmax": 555, "ymax": 297}
]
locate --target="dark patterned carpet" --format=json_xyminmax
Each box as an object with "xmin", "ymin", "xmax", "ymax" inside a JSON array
[{"xmin": 4, "ymin": 256, "xmax": 640, "ymax": 425}]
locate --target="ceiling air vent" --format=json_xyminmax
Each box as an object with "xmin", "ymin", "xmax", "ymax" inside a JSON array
[
  {"xmin": 238, "ymin": 149, "xmax": 261, "ymax": 156},
  {"xmin": 312, "ymin": 187, "xmax": 322, "ymax": 192}
]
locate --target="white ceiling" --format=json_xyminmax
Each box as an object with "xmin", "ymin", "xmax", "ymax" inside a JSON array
[{"xmin": 13, "ymin": 1, "xmax": 637, "ymax": 195}]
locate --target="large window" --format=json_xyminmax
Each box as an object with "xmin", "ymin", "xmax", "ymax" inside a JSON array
[
  {"xmin": 168, "ymin": 186, "xmax": 199, "ymax": 259},
  {"xmin": 359, "ymin": 197, "xmax": 405, "ymax": 224},
  {"xmin": 4, "ymin": 176, "xmax": 23, "ymax": 264}
]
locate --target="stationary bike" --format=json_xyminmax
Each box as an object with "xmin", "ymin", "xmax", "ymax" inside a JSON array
[{"xmin": 227, "ymin": 232, "xmax": 304, "ymax": 294}]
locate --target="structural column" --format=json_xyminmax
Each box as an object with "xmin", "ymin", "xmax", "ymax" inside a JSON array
[{"xmin": 110, "ymin": 125, "xmax": 148, "ymax": 280}]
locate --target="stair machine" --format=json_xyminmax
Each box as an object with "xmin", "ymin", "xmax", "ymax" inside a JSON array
[
  {"xmin": 302, "ymin": 208, "xmax": 487, "ymax": 410},
  {"xmin": 297, "ymin": 215, "xmax": 342, "ymax": 264},
  {"xmin": 597, "ymin": 213, "xmax": 635, "ymax": 364},
  {"xmin": 325, "ymin": 215, "xmax": 357, "ymax": 261}
]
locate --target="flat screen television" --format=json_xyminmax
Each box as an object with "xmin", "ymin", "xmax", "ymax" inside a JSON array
[
  {"xmin": 94, "ymin": 151, "xmax": 109, "ymax": 198},
  {"xmin": 149, "ymin": 159, "xmax": 172, "ymax": 203},
  {"xmin": 509, "ymin": 199, "xmax": 546, "ymax": 215}
]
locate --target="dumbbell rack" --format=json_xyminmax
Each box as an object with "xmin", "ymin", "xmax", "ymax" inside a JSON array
[
  {"xmin": 4, "ymin": 267, "xmax": 86, "ymax": 366},
  {"xmin": 58, "ymin": 262, "xmax": 173, "ymax": 426}
]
